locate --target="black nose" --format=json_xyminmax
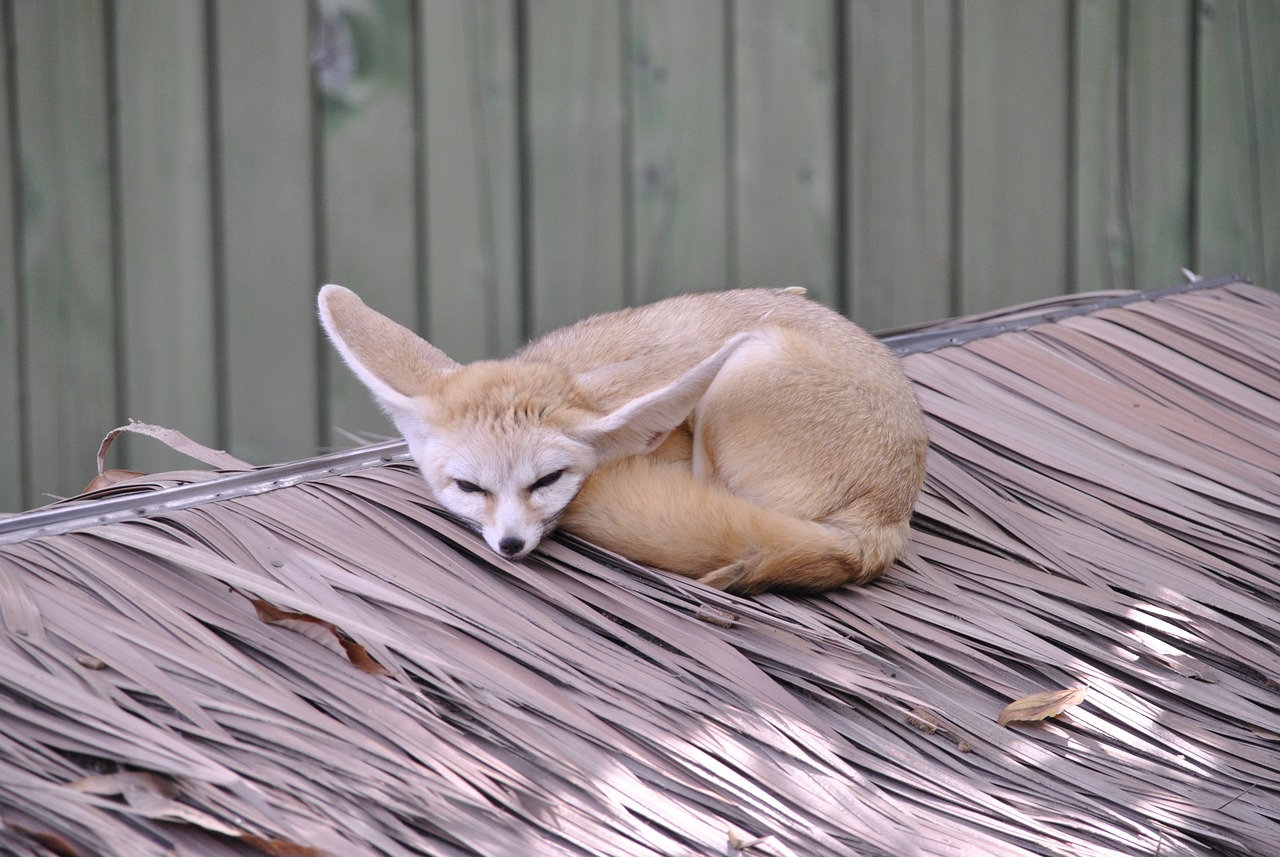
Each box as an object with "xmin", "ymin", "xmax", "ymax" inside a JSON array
[{"xmin": 498, "ymin": 536, "xmax": 525, "ymax": 557}]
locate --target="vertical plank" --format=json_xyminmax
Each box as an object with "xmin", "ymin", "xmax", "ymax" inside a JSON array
[
  {"xmin": 1126, "ymin": 1, "xmax": 1194, "ymax": 291},
  {"xmin": 846, "ymin": 0, "xmax": 953, "ymax": 330},
  {"xmin": 1073, "ymin": 0, "xmax": 1121, "ymax": 293},
  {"xmin": 13, "ymin": 0, "xmax": 116, "ymax": 502},
  {"xmin": 0, "ymin": 2, "xmax": 24, "ymax": 510},
  {"xmin": 1197, "ymin": 0, "xmax": 1279, "ymax": 291},
  {"xmin": 1075, "ymin": 0, "xmax": 1193, "ymax": 294},
  {"xmin": 733, "ymin": 0, "xmax": 836, "ymax": 306},
  {"xmin": 421, "ymin": 0, "xmax": 521, "ymax": 363},
  {"xmin": 318, "ymin": 0, "xmax": 417, "ymax": 445},
  {"xmin": 213, "ymin": 0, "xmax": 318, "ymax": 464},
  {"xmin": 114, "ymin": 0, "xmax": 218, "ymax": 474},
  {"xmin": 628, "ymin": 0, "xmax": 730, "ymax": 302},
  {"xmin": 958, "ymin": 0, "xmax": 1070, "ymax": 312},
  {"xmin": 526, "ymin": 0, "xmax": 626, "ymax": 335}
]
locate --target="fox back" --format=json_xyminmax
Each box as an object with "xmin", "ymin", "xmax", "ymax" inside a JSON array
[{"xmin": 319, "ymin": 285, "xmax": 927, "ymax": 594}]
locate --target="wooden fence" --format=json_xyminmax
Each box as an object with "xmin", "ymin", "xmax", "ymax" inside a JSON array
[{"xmin": 1, "ymin": 0, "xmax": 1276, "ymax": 512}]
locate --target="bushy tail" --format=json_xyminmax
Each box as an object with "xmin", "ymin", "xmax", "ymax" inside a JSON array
[{"xmin": 561, "ymin": 456, "xmax": 910, "ymax": 595}]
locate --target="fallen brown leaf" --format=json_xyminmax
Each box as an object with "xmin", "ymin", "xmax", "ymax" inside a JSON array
[
  {"xmin": 241, "ymin": 835, "xmax": 329, "ymax": 857},
  {"xmin": 249, "ymin": 597, "xmax": 390, "ymax": 677},
  {"xmin": 997, "ymin": 687, "xmax": 1088, "ymax": 727},
  {"xmin": 10, "ymin": 824, "xmax": 81, "ymax": 857}
]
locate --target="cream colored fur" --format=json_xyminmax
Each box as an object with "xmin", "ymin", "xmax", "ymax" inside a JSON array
[{"xmin": 319, "ymin": 284, "xmax": 927, "ymax": 595}]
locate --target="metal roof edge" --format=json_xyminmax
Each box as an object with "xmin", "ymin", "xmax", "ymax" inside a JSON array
[
  {"xmin": 0, "ymin": 440, "xmax": 413, "ymax": 545},
  {"xmin": 882, "ymin": 274, "xmax": 1251, "ymax": 355}
]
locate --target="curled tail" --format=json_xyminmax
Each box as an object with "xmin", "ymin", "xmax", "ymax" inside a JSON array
[{"xmin": 560, "ymin": 456, "xmax": 910, "ymax": 595}]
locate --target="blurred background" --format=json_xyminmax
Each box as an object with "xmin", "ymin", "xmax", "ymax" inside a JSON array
[{"xmin": 0, "ymin": 0, "xmax": 1276, "ymax": 511}]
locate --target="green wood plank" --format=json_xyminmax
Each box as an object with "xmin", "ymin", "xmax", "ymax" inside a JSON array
[
  {"xmin": 1073, "ymin": 0, "xmax": 1125, "ymax": 291},
  {"xmin": 114, "ymin": 0, "xmax": 218, "ymax": 475},
  {"xmin": 1126, "ymin": 1, "xmax": 1194, "ymax": 291},
  {"xmin": 421, "ymin": 0, "xmax": 521, "ymax": 362},
  {"xmin": 213, "ymin": 0, "xmax": 318, "ymax": 465},
  {"xmin": 846, "ymin": 0, "xmax": 953, "ymax": 330},
  {"xmin": 1197, "ymin": 0, "xmax": 1280, "ymax": 291},
  {"xmin": 628, "ymin": 0, "xmax": 730, "ymax": 302},
  {"xmin": 1075, "ymin": 0, "xmax": 1193, "ymax": 294},
  {"xmin": 14, "ymin": 0, "xmax": 117, "ymax": 503},
  {"xmin": 319, "ymin": 0, "xmax": 417, "ymax": 445},
  {"xmin": 958, "ymin": 0, "xmax": 1070, "ymax": 313},
  {"xmin": 526, "ymin": 0, "xmax": 626, "ymax": 335},
  {"xmin": 732, "ymin": 0, "xmax": 836, "ymax": 306},
  {"xmin": 0, "ymin": 3, "xmax": 24, "ymax": 511}
]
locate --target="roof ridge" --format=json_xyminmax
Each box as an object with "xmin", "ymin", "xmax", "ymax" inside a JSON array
[{"xmin": 883, "ymin": 274, "xmax": 1250, "ymax": 355}]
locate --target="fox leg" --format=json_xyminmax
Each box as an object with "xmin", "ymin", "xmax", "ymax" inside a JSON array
[
  {"xmin": 560, "ymin": 455, "xmax": 902, "ymax": 595},
  {"xmin": 696, "ymin": 508, "xmax": 910, "ymax": 594}
]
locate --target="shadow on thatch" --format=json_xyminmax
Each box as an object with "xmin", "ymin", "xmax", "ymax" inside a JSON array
[{"xmin": 1, "ymin": 277, "xmax": 1277, "ymax": 857}]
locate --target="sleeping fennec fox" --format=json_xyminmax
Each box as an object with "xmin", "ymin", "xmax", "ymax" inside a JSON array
[{"xmin": 319, "ymin": 285, "xmax": 927, "ymax": 595}]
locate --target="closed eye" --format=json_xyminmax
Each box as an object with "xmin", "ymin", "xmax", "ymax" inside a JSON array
[
  {"xmin": 529, "ymin": 469, "xmax": 564, "ymax": 492},
  {"xmin": 455, "ymin": 479, "xmax": 487, "ymax": 495}
]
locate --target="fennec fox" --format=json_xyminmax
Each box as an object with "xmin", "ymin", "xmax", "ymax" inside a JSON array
[{"xmin": 319, "ymin": 285, "xmax": 927, "ymax": 595}]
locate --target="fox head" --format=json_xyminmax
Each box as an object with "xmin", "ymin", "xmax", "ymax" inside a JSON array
[{"xmin": 318, "ymin": 285, "xmax": 750, "ymax": 561}]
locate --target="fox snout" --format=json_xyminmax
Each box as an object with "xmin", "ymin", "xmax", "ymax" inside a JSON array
[
  {"xmin": 483, "ymin": 525, "xmax": 541, "ymax": 560},
  {"xmin": 480, "ymin": 496, "xmax": 555, "ymax": 561},
  {"xmin": 497, "ymin": 536, "xmax": 526, "ymax": 557}
]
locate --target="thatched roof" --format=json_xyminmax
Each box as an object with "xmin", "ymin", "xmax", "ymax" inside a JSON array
[{"xmin": 1, "ymin": 276, "xmax": 1277, "ymax": 857}]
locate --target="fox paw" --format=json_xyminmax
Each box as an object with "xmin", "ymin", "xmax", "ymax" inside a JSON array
[
  {"xmin": 698, "ymin": 551, "xmax": 855, "ymax": 595},
  {"xmin": 698, "ymin": 561, "xmax": 762, "ymax": 595}
]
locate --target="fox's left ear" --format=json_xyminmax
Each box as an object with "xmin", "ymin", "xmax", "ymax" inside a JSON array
[
  {"xmin": 318, "ymin": 284, "xmax": 459, "ymax": 421},
  {"xmin": 581, "ymin": 333, "xmax": 754, "ymax": 462}
]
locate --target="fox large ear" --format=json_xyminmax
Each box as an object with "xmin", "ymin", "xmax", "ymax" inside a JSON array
[
  {"xmin": 318, "ymin": 284, "xmax": 459, "ymax": 418},
  {"xmin": 581, "ymin": 332, "xmax": 754, "ymax": 462}
]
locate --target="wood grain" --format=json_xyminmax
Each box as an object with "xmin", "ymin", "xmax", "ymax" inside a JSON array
[
  {"xmin": 733, "ymin": 0, "xmax": 837, "ymax": 305},
  {"xmin": 526, "ymin": 0, "xmax": 626, "ymax": 335},
  {"xmin": 1074, "ymin": 0, "xmax": 1193, "ymax": 294},
  {"xmin": 1197, "ymin": 0, "xmax": 1279, "ymax": 290},
  {"xmin": 629, "ymin": 0, "xmax": 730, "ymax": 302},
  {"xmin": 114, "ymin": 0, "xmax": 218, "ymax": 474},
  {"xmin": 958, "ymin": 0, "xmax": 1071, "ymax": 313},
  {"xmin": 213, "ymin": 0, "xmax": 318, "ymax": 465},
  {"xmin": 13, "ymin": 0, "xmax": 117, "ymax": 503},
  {"xmin": 421, "ymin": 0, "xmax": 522, "ymax": 363},
  {"xmin": 846, "ymin": 0, "xmax": 954, "ymax": 330},
  {"xmin": 0, "ymin": 2, "xmax": 22, "ymax": 510}
]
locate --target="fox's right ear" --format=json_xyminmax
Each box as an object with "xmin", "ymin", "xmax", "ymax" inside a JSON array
[
  {"xmin": 580, "ymin": 332, "xmax": 755, "ymax": 462},
  {"xmin": 318, "ymin": 284, "xmax": 459, "ymax": 419}
]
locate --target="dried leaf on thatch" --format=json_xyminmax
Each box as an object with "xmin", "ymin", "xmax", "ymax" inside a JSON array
[
  {"xmin": 248, "ymin": 595, "xmax": 392, "ymax": 677},
  {"xmin": 997, "ymin": 687, "xmax": 1089, "ymax": 727},
  {"xmin": 0, "ymin": 276, "xmax": 1278, "ymax": 857},
  {"xmin": 96, "ymin": 419, "xmax": 252, "ymax": 474}
]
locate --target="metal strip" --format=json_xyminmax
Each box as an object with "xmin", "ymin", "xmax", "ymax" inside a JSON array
[
  {"xmin": 882, "ymin": 274, "xmax": 1249, "ymax": 355},
  {"xmin": 0, "ymin": 440, "xmax": 412, "ymax": 545}
]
